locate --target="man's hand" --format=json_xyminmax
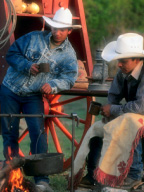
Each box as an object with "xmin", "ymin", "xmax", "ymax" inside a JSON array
[
  {"xmin": 101, "ymin": 104, "xmax": 111, "ymax": 117},
  {"xmin": 41, "ymin": 83, "xmax": 52, "ymax": 94},
  {"xmin": 30, "ymin": 64, "xmax": 39, "ymax": 76}
]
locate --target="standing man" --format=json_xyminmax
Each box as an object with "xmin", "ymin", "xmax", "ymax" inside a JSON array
[
  {"xmin": 1, "ymin": 7, "xmax": 81, "ymax": 192},
  {"xmin": 80, "ymin": 33, "xmax": 144, "ymax": 190}
]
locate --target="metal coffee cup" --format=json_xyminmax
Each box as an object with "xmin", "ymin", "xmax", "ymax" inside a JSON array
[
  {"xmin": 39, "ymin": 63, "xmax": 50, "ymax": 73},
  {"xmin": 88, "ymin": 101, "xmax": 102, "ymax": 116}
]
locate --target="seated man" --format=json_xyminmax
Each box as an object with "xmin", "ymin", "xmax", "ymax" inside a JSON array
[{"xmin": 79, "ymin": 33, "xmax": 144, "ymax": 189}]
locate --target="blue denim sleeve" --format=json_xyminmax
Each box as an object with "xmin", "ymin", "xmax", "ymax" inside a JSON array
[
  {"xmin": 48, "ymin": 59, "xmax": 78, "ymax": 93},
  {"xmin": 108, "ymin": 71, "xmax": 124, "ymax": 105},
  {"xmin": 6, "ymin": 33, "xmax": 34, "ymax": 74}
]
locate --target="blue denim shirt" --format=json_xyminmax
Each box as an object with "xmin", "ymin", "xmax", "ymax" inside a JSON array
[
  {"xmin": 3, "ymin": 31, "xmax": 78, "ymax": 96},
  {"xmin": 108, "ymin": 65, "xmax": 144, "ymax": 117}
]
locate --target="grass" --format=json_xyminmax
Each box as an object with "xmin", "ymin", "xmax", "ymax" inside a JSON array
[{"xmin": 0, "ymin": 96, "xmax": 107, "ymax": 191}]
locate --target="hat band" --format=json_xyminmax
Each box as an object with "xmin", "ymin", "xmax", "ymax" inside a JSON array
[{"xmin": 52, "ymin": 19, "xmax": 72, "ymax": 26}]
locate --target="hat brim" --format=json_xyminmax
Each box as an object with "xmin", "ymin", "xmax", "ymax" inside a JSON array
[
  {"xmin": 43, "ymin": 16, "xmax": 82, "ymax": 29},
  {"xmin": 102, "ymin": 41, "xmax": 144, "ymax": 62}
]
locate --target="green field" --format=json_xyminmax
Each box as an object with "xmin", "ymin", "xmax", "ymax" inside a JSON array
[{"xmin": 0, "ymin": 96, "xmax": 107, "ymax": 191}]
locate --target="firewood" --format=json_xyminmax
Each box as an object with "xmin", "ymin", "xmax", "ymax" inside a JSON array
[
  {"xmin": 0, "ymin": 175, "xmax": 9, "ymax": 191},
  {"xmin": 0, "ymin": 157, "xmax": 25, "ymax": 180}
]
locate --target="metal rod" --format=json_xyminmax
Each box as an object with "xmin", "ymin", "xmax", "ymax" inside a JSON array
[
  {"xmin": 71, "ymin": 113, "xmax": 77, "ymax": 192},
  {"xmin": 0, "ymin": 114, "xmax": 71, "ymax": 118},
  {"xmin": 71, "ymin": 114, "xmax": 74, "ymax": 192}
]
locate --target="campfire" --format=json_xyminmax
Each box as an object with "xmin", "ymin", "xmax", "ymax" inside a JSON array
[
  {"xmin": 0, "ymin": 148, "xmax": 62, "ymax": 192},
  {"xmin": 0, "ymin": 158, "xmax": 36, "ymax": 192},
  {"xmin": 4, "ymin": 168, "xmax": 29, "ymax": 192}
]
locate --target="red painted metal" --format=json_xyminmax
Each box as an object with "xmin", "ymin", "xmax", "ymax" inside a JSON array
[
  {"xmin": 18, "ymin": 129, "xmax": 29, "ymax": 143},
  {"xmin": 51, "ymin": 96, "xmax": 86, "ymax": 108},
  {"xmin": 53, "ymin": 0, "xmax": 69, "ymax": 14},
  {"xmin": 43, "ymin": 97, "xmax": 50, "ymax": 114},
  {"xmin": 50, "ymin": 94, "xmax": 61, "ymax": 103},
  {"xmin": 68, "ymin": 0, "xmax": 93, "ymax": 76},
  {"xmin": 48, "ymin": 118, "xmax": 63, "ymax": 153},
  {"xmin": 75, "ymin": 0, "xmax": 93, "ymax": 76},
  {"xmin": 42, "ymin": 0, "xmax": 53, "ymax": 14},
  {"xmin": 18, "ymin": 149, "xmax": 25, "ymax": 157}
]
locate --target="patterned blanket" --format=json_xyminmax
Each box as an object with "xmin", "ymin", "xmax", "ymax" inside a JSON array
[{"xmin": 70, "ymin": 113, "xmax": 144, "ymax": 188}]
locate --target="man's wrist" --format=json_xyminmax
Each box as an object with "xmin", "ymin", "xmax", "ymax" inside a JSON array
[{"xmin": 110, "ymin": 104, "xmax": 123, "ymax": 117}]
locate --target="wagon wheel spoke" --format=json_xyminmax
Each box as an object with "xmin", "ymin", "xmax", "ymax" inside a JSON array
[
  {"xmin": 51, "ymin": 96, "xmax": 87, "ymax": 108},
  {"xmin": 18, "ymin": 129, "xmax": 29, "ymax": 143},
  {"xmin": 18, "ymin": 149, "xmax": 25, "ymax": 157},
  {"xmin": 52, "ymin": 117, "xmax": 79, "ymax": 147},
  {"xmin": 49, "ymin": 95, "xmax": 61, "ymax": 103},
  {"xmin": 47, "ymin": 118, "xmax": 62, "ymax": 153}
]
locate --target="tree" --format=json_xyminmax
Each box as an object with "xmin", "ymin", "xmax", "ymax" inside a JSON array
[{"xmin": 83, "ymin": 0, "xmax": 144, "ymax": 57}]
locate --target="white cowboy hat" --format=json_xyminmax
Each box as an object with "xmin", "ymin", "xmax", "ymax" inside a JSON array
[
  {"xmin": 102, "ymin": 33, "xmax": 144, "ymax": 62},
  {"xmin": 43, "ymin": 7, "xmax": 81, "ymax": 29}
]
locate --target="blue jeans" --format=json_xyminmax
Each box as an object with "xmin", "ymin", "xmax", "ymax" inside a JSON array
[
  {"xmin": 1, "ymin": 85, "xmax": 49, "ymax": 183},
  {"xmin": 87, "ymin": 137, "xmax": 103, "ymax": 181},
  {"xmin": 128, "ymin": 139, "xmax": 143, "ymax": 180},
  {"xmin": 87, "ymin": 136, "xmax": 143, "ymax": 181}
]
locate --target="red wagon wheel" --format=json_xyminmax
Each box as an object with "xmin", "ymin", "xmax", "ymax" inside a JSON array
[
  {"xmin": 18, "ymin": 94, "xmax": 95, "ymax": 171},
  {"xmin": 43, "ymin": 94, "xmax": 95, "ymax": 170}
]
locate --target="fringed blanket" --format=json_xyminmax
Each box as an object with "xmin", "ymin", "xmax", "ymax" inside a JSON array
[{"xmin": 70, "ymin": 113, "xmax": 144, "ymax": 188}]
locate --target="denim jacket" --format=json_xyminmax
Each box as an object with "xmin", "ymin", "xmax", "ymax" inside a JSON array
[{"xmin": 3, "ymin": 31, "xmax": 78, "ymax": 96}]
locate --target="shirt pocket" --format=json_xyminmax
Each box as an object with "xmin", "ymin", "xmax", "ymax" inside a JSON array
[{"xmin": 25, "ymin": 49, "xmax": 41, "ymax": 62}]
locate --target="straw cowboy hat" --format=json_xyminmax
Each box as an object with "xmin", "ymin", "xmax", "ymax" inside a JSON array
[
  {"xmin": 102, "ymin": 33, "xmax": 144, "ymax": 62},
  {"xmin": 43, "ymin": 7, "xmax": 81, "ymax": 29}
]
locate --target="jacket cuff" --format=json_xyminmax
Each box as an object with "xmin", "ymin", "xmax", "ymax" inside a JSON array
[
  {"xmin": 110, "ymin": 104, "xmax": 124, "ymax": 117},
  {"xmin": 51, "ymin": 87, "xmax": 57, "ymax": 94}
]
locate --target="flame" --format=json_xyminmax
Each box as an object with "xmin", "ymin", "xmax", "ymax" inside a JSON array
[
  {"xmin": 3, "ymin": 147, "xmax": 29, "ymax": 192},
  {"xmin": 5, "ymin": 168, "xmax": 29, "ymax": 192}
]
